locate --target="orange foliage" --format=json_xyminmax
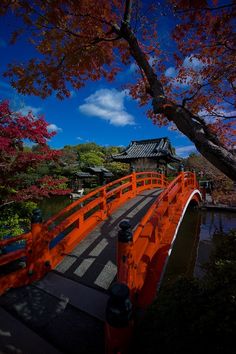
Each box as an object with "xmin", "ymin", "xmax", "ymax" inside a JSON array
[{"xmin": 0, "ymin": 0, "xmax": 235, "ymax": 150}]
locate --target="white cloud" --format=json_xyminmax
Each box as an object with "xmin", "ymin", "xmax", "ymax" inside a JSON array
[
  {"xmin": 165, "ymin": 67, "xmax": 177, "ymax": 78},
  {"xmin": 148, "ymin": 56, "xmax": 158, "ymax": 66},
  {"xmin": 198, "ymin": 108, "xmax": 236, "ymax": 122},
  {"xmin": 165, "ymin": 66, "xmax": 191, "ymax": 88},
  {"xmin": 176, "ymin": 145, "xmax": 197, "ymax": 157},
  {"xmin": 223, "ymin": 110, "xmax": 236, "ymax": 118},
  {"xmin": 129, "ymin": 63, "xmax": 138, "ymax": 73},
  {"xmin": 76, "ymin": 136, "xmax": 83, "ymax": 141},
  {"xmin": 17, "ymin": 105, "xmax": 42, "ymax": 116},
  {"xmin": 78, "ymin": 88, "xmax": 135, "ymax": 127},
  {"xmin": 129, "ymin": 58, "xmax": 157, "ymax": 75},
  {"xmin": 47, "ymin": 124, "xmax": 63, "ymax": 133},
  {"xmin": 69, "ymin": 90, "xmax": 76, "ymax": 98},
  {"xmin": 183, "ymin": 55, "xmax": 205, "ymax": 70},
  {"xmin": 165, "ymin": 55, "xmax": 206, "ymax": 89}
]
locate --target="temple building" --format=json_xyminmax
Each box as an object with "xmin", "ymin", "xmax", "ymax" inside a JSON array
[{"xmin": 112, "ymin": 137, "xmax": 181, "ymax": 172}]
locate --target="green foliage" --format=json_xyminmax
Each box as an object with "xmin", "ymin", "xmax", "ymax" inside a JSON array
[
  {"xmin": 0, "ymin": 214, "xmax": 25, "ymax": 238},
  {"xmin": 133, "ymin": 229, "xmax": 236, "ymax": 354},
  {"xmin": 77, "ymin": 142, "xmax": 102, "ymax": 154},
  {"xmin": 0, "ymin": 201, "xmax": 37, "ymax": 238},
  {"xmin": 22, "ymin": 142, "xmax": 126, "ymax": 179},
  {"xmin": 79, "ymin": 151, "xmax": 105, "ymax": 168},
  {"xmin": 104, "ymin": 161, "xmax": 129, "ymax": 178},
  {"xmin": 102, "ymin": 145, "xmax": 122, "ymax": 156}
]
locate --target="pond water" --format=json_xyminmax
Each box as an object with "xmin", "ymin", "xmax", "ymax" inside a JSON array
[
  {"xmin": 193, "ymin": 209, "xmax": 235, "ymax": 278},
  {"xmin": 38, "ymin": 196, "xmax": 72, "ymax": 220},
  {"xmin": 162, "ymin": 207, "xmax": 236, "ymax": 287},
  {"xmin": 38, "ymin": 196, "xmax": 236, "ymax": 284}
]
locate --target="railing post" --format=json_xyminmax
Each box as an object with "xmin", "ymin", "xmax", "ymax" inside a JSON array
[
  {"xmin": 100, "ymin": 186, "xmax": 107, "ymax": 220},
  {"xmin": 178, "ymin": 164, "xmax": 185, "ymax": 192},
  {"xmin": 117, "ymin": 221, "xmax": 133, "ymax": 288},
  {"xmin": 192, "ymin": 169, "xmax": 197, "ymax": 188},
  {"xmin": 105, "ymin": 282, "xmax": 133, "ymax": 354},
  {"xmin": 159, "ymin": 168, "xmax": 164, "ymax": 187},
  {"xmin": 131, "ymin": 168, "xmax": 136, "ymax": 197},
  {"xmin": 28, "ymin": 209, "xmax": 43, "ymax": 276},
  {"xmin": 28, "ymin": 208, "xmax": 51, "ymax": 278}
]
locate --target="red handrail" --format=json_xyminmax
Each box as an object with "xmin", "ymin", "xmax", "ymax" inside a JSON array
[
  {"xmin": 0, "ymin": 172, "xmax": 166, "ymax": 294},
  {"xmin": 117, "ymin": 171, "xmax": 201, "ymax": 303},
  {"xmin": 105, "ymin": 171, "xmax": 202, "ymax": 354}
]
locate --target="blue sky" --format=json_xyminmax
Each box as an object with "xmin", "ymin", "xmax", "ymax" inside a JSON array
[{"xmin": 0, "ymin": 7, "xmax": 196, "ymax": 157}]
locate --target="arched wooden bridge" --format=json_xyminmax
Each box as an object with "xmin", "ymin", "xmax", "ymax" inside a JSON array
[{"xmin": 0, "ymin": 171, "xmax": 201, "ymax": 353}]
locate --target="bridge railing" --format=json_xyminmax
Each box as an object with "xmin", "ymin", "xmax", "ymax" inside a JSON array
[
  {"xmin": 106, "ymin": 170, "xmax": 201, "ymax": 354},
  {"xmin": 117, "ymin": 171, "xmax": 200, "ymax": 304},
  {"xmin": 0, "ymin": 171, "xmax": 167, "ymax": 294}
]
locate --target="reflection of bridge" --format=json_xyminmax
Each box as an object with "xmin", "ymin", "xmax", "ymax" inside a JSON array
[{"xmin": 0, "ymin": 171, "xmax": 201, "ymax": 353}]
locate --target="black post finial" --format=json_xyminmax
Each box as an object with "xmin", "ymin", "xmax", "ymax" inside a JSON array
[
  {"xmin": 178, "ymin": 164, "xmax": 184, "ymax": 172},
  {"xmin": 118, "ymin": 220, "xmax": 133, "ymax": 243},
  {"xmin": 106, "ymin": 282, "xmax": 133, "ymax": 328},
  {"xmin": 31, "ymin": 208, "xmax": 42, "ymax": 224}
]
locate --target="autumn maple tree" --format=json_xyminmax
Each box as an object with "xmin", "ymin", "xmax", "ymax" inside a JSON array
[
  {"xmin": 0, "ymin": 0, "xmax": 235, "ymax": 179},
  {"xmin": 0, "ymin": 100, "xmax": 70, "ymax": 206}
]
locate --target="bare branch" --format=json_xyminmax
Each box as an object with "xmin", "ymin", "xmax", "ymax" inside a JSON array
[
  {"xmin": 182, "ymin": 82, "xmax": 210, "ymax": 107},
  {"xmin": 175, "ymin": 3, "xmax": 235, "ymax": 13},
  {"xmin": 222, "ymin": 97, "xmax": 235, "ymax": 106},
  {"xmin": 0, "ymin": 201, "xmax": 15, "ymax": 209}
]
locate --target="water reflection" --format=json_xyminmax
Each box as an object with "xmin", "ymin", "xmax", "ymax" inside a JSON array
[
  {"xmin": 162, "ymin": 207, "xmax": 235, "ymax": 286},
  {"xmin": 194, "ymin": 210, "xmax": 236, "ymax": 278},
  {"xmin": 38, "ymin": 196, "xmax": 72, "ymax": 221},
  {"xmin": 161, "ymin": 206, "xmax": 201, "ymax": 288}
]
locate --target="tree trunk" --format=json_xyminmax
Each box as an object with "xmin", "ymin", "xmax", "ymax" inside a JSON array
[
  {"xmin": 153, "ymin": 101, "xmax": 236, "ymax": 181},
  {"xmin": 118, "ymin": 21, "xmax": 236, "ymax": 181}
]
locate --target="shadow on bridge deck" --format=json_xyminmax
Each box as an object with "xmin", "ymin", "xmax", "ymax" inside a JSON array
[{"xmin": 54, "ymin": 188, "xmax": 162, "ymax": 292}]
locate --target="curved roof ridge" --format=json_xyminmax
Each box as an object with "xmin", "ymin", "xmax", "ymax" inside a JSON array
[
  {"xmin": 112, "ymin": 137, "xmax": 181, "ymax": 162},
  {"xmin": 131, "ymin": 137, "xmax": 168, "ymax": 144}
]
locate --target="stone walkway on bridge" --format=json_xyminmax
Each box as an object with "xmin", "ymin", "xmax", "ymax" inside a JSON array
[{"xmin": 0, "ymin": 188, "xmax": 162, "ymax": 354}]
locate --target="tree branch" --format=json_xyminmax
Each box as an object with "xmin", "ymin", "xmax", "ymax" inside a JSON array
[
  {"xmin": 123, "ymin": 0, "xmax": 132, "ymax": 24},
  {"xmin": 175, "ymin": 3, "xmax": 235, "ymax": 13},
  {"xmin": 0, "ymin": 201, "xmax": 15, "ymax": 209},
  {"xmin": 182, "ymin": 82, "xmax": 210, "ymax": 107},
  {"xmin": 118, "ymin": 22, "xmax": 164, "ymax": 100}
]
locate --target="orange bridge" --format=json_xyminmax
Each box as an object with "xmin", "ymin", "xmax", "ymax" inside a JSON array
[{"xmin": 0, "ymin": 170, "xmax": 201, "ymax": 353}]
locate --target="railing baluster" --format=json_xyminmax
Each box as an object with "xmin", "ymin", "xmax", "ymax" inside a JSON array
[
  {"xmin": 132, "ymin": 171, "xmax": 137, "ymax": 197},
  {"xmin": 28, "ymin": 209, "xmax": 43, "ymax": 276},
  {"xmin": 100, "ymin": 187, "xmax": 107, "ymax": 220}
]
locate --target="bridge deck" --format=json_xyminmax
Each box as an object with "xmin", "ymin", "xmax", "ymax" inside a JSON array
[
  {"xmin": 0, "ymin": 188, "xmax": 162, "ymax": 354},
  {"xmin": 54, "ymin": 188, "xmax": 162, "ymax": 292}
]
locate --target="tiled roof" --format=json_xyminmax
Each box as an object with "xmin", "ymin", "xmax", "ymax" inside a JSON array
[
  {"xmin": 74, "ymin": 172, "xmax": 95, "ymax": 178},
  {"xmin": 87, "ymin": 166, "xmax": 110, "ymax": 173},
  {"xmin": 112, "ymin": 138, "xmax": 180, "ymax": 162},
  {"xmin": 86, "ymin": 166, "xmax": 113, "ymax": 177}
]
